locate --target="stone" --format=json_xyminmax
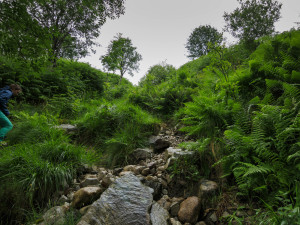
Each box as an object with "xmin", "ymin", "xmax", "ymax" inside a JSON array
[
  {"xmin": 209, "ymin": 212, "xmax": 218, "ymax": 223},
  {"xmin": 79, "ymin": 206, "xmax": 91, "ymax": 215},
  {"xmin": 141, "ymin": 167, "xmax": 151, "ymax": 176},
  {"xmin": 119, "ymin": 171, "xmax": 134, "ymax": 176},
  {"xmin": 149, "ymin": 136, "xmax": 171, "ymax": 153},
  {"xmin": 198, "ymin": 179, "xmax": 218, "ymax": 208},
  {"xmin": 199, "ymin": 180, "xmax": 218, "ymax": 196},
  {"xmin": 170, "ymin": 201, "xmax": 181, "ymax": 217},
  {"xmin": 178, "ymin": 196, "xmax": 201, "ymax": 224},
  {"xmin": 77, "ymin": 174, "xmax": 153, "ymax": 225},
  {"xmin": 170, "ymin": 218, "xmax": 182, "ymax": 225},
  {"xmin": 71, "ymin": 187, "xmax": 103, "ymax": 209},
  {"xmin": 150, "ymin": 202, "xmax": 169, "ymax": 225},
  {"xmin": 42, "ymin": 205, "xmax": 68, "ymax": 225},
  {"xmin": 236, "ymin": 210, "xmax": 248, "ymax": 218},
  {"xmin": 157, "ymin": 195, "xmax": 172, "ymax": 211},
  {"xmin": 112, "ymin": 167, "xmax": 123, "ymax": 175},
  {"xmin": 97, "ymin": 170, "xmax": 107, "ymax": 180},
  {"xmin": 101, "ymin": 175, "xmax": 114, "ymax": 188},
  {"xmin": 55, "ymin": 124, "xmax": 77, "ymax": 134},
  {"xmin": 195, "ymin": 222, "xmax": 207, "ymax": 225},
  {"xmin": 147, "ymin": 161, "xmax": 157, "ymax": 169},
  {"xmin": 164, "ymin": 147, "xmax": 182, "ymax": 160},
  {"xmin": 80, "ymin": 177, "xmax": 100, "ymax": 188},
  {"xmin": 57, "ymin": 195, "xmax": 69, "ymax": 205},
  {"xmin": 133, "ymin": 165, "xmax": 145, "ymax": 175},
  {"xmin": 144, "ymin": 179, "xmax": 162, "ymax": 201},
  {"xmin": 157, "ymin": 165, "xmax": 165, "ymax": 171},
  {"xmin": 123, "ymin": 165, "xmax": 135, "ymax": 172},
  {"xmin": 131, "ymin": 148, "xmax": 153, "ymax": 161}
]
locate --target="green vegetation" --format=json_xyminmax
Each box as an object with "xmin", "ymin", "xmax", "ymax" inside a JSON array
[
  {"xmin": 0, "ymin": 0, "xmax": 299, "ymax": 224},
  {"xmin": 101, "ymin": 33, "xmax": 142, "ymax": 82},
  {"xmin": 186, "ymin": 25, "xmax": 223, "ymax": 59}
]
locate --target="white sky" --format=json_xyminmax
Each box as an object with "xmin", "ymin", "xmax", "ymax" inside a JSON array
[{"xmin": 80, "ymin": 0, "xmax": 299, "ymax": 85}]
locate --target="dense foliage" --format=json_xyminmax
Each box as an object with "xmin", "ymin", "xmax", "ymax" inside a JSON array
[
  {"xmin": 0, "ymin": 0, "xmax": 299, "ymax": 223},
  {"xmin": 186, "ymin": 25, "xmax": 223, "ymax": 59},
  {"xmin": 101, "ymin": 33, "xmax": 142, "ymax": 82},
  {"xmin": 0, "ymin": 0, "xmax": 125, "ymax": 65},
  {"xmin": 224, "ymin": 0, "xmax": 282, "ymax": 48}
]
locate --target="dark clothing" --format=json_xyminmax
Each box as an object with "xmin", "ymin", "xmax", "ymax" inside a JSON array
[{"xmin": 0, "ymin": 86, "xmax": 13, "ymax": 116}]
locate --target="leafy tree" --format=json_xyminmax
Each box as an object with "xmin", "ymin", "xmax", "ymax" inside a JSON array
[
  {"xmin": 0, "ymin": 0, "xmax": 125, "ymax": 65},
  {"xmin": 223, "ymin": 0, "xmax": 282, "ymax": 47},
  {"xmin": 101, "ymin": 33, "xmax": 142, "ymax": 82},
  {"xmin": 186, "ymin": 25, "xmax": 222, "ymax": 59},
  {"xmin": 139, "ymin": 61, "xmax": 176, "ymax": 86}
]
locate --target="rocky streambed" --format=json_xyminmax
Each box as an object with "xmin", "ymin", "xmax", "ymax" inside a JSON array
[{"xmin": 36, "ymin": 126, "xmax": 256, "ymax": 225}]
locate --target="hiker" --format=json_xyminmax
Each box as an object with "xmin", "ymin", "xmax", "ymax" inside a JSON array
[{"xmin": 0, "ymin": 84, "xmax": 22, "ymax": 145}]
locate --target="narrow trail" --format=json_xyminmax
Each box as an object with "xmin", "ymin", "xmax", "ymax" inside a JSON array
[{"xmin": 37, "ymin": 124, "xmax": 255, "ymax": 225}]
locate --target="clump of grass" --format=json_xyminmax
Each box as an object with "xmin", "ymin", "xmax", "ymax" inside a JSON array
[
  {"xmin": 7, "ymin": 112, "xmax": 68, "ymax": 145},
  {"xmin": 0, "ymin": 141, "xmax": 95, "ymax": 224},
  {"xmin": 76, "ymin": 99, "xmax": 160, "ymax": 166}
]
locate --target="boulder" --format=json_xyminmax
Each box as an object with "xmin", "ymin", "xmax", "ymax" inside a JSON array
[
  {"xmin": 71, "ymin": 187, "xmax": 103, "ymax": 209},
  {"xmin": 149, "ymin": 136, "xmax": 171, "ymax": 153},
  {"xmin": 77, "ymin": 174, "xmax": 153, "ymax": 225},
  {"xmin": 150, "ymin": 202, "xmax": 169, "ymax": 225},
  {"xmin": 130, "ymin": 148, "xmax": 153, "ymax": 162},
  {"xmin": 40, "ymin": 204, "xmax": 69, "ymax": 225},
  {"xmin": 178, "ymin": 196, "xmax": 201, "ymax": 224},
  {"xmin": 198, "ymin": 179, "xmax": 218, "ymax": 207}
]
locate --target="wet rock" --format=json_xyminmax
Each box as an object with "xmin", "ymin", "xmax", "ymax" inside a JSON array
[
  {"xmin": 150, "ymin": 202, "xmax": 169, "ymax": 225},
  {"xmin": 178, "ymin": 196, "xmax": 201, "ymax": 224},
  {"xmin": 77, "ymin": 174, "xmax": 153, "ymax": 225},
  {"xmin": 71, "ymin": 187, "xmax": 103, "ymax": 209}
]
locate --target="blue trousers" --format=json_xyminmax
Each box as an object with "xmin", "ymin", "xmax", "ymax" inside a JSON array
[{"xmin": 0, "ymin": 111, "xmax": 13, "ymax": 141}]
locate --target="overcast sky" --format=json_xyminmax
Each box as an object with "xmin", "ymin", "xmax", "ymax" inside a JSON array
[{"xmin": 80, "ymin": 0, "xmax": 299, "ymax": 85}]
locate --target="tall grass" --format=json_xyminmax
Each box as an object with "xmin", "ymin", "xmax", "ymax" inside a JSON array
[
  {"xmin": 75, "ymin": 99, "xmax": 160, "ymax": 166},
  {"xmin": 0, "ymin": 112, "xmax": 96, "ymax": 224}
]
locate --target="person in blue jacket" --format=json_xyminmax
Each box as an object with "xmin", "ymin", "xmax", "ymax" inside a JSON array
[{"xmin": 0, "ymin": 84, "xmax": 22, "ymax": 145}]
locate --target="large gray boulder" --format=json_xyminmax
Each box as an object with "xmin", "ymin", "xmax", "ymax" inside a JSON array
[{"xmin": 77, "ymin": 174, "xmax": 153, "ymax": 225}]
